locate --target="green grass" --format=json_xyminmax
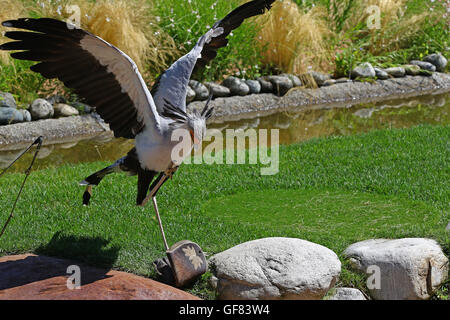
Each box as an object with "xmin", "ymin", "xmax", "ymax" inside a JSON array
[{"xmin": 0, "ymin": 125, "xmax": 448, "ymax": 299}]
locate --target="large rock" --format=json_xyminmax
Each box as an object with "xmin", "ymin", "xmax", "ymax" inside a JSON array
[
  {"xmin": 264, "ymin": 76, "xmax": 293, "ymax": 96},
  {"xmin": 245, "ymin": 80, "xmax": 261, "ymax": 94},
  {"xmin": 205, "ymin": 82, "xmax": 231, "ymax": 98},
  {"xmin": 327, "ymin": 287, "xmax": 367, "ymax": 300},
  {"xmin": 189, "ymin": 80, "xmax": 209, "ymax": 101},
  {"xmin": 222, "ymin": 76, "xmax": 250, "ymax": 96},
  {"xmin": 0, "ymin": 92, "xmax": 17, "ymax": 109},
  {"xmin": 344, "ymin": 238, "xmax": 449, "ymax": 300},
  {"xmin": 351, "ymin": 62, "xmax": 376, "ymax": 79},
  {"xmin": 0, "ymin": 254, "xmax": 200, "ymax": 300},
  {"xmin": 257, "ymin": 77, "xmax": 273, "ymax": 93},
  {"xmin": 209, "ymin": 237, "xmax": 341, "ymax": 300},
  {"xmin": 410, "ymin": 60, "xmax": 436, "ymax": 72},
  {"xmin": 29, "ymin": 98, "xmax": 54, "ymax": 120},
  {"xmin": 0, "ymin": 107, "xmax": 23, "ymax": 125},
  {"xmin": 423, "ymin": 53, "xmax": 447, "ymax": 72}
]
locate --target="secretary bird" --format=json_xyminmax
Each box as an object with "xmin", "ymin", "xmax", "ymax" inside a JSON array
[{"xmin": 0, "ymin": 0, "xmax": 275, "ymax": 249}]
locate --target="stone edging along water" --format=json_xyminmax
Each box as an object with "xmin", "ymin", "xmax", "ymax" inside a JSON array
[{"xmin": 0, "ymin": 72, "xmax": 449, "ymax": 150}]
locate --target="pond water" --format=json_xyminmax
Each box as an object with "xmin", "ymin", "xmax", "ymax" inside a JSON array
[{"xmin": 1, "ymin": 92, "xmax": 448, "ymax": 173}]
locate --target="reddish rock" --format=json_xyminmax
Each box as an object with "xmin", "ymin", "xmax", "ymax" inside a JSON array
[{"xmin": 0, "ymin": 254, "xmax": 200, "ymax": 300}]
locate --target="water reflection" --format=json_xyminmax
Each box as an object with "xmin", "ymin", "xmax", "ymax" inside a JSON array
[{"xmin": 1, "ymin": 92, "xmax": 448, "ymax": 172}]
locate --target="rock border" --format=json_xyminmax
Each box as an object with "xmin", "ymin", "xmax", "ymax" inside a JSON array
[{"xmin": 0, "ymin": 72, "xmax": 449, "ymax": 150}]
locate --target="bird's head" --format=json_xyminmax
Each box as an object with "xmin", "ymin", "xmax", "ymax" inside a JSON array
[{"xmin": 161, "ymin": 95, "xmax": 214, "ymax": 148}]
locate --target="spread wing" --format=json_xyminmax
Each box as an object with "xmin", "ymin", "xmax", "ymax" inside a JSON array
[
  {"xmin": 0, "ymin": 18, "xmax": 160, "ymax": 139},
  {"xmin": 151, "ymin": 0, "xmax": 275, "ymax": 114}
]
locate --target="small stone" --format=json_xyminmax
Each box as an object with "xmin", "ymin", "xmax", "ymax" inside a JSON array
[
  {"xmin": 53, "ymin": 103, "xmax": 80, "ymax": 117},
  {"xmin": 335, "ymin": 78, "xmax": 353, "ymax": 84},
  {"xmin": 46, "ymin": 95, "xmax": 67, "ymax": 105},
  {"xmin": 351, "ymin": 62, "xmax": 376, "ymax": 79},
  {"xmin": 29, "ymin": 98, "xmax": 54, "ymax": 120},
  {"xmin": 0, "ymin": 107, "xmax": 23, "ymax": 125},
  {"xmin": 264, "ymin": 75, "xmax": 293, "ymax": 96},
  {"xmin": 410, "ymin": 60, "xmax": 436, "ymax": 72},
  {"xmin": 245, "ymin": 80, "xmax": 261, "ymax": 94},
  {"xmin": 257, "ymin": 77, "xmax": 273, "ymax": 93},
  {"xmin": 189, "ymin": 80, "xmax": 209, "ymax": 101},
  {"xmin": 374, "ymin": 67, "xmax": 389, "ymax": 80},
  {"xmin": 222, "ymin": 76, "xmax": 250, "ymax": 96},
  {"xmin": 423, "ymin": 53, "xmax": 447, "ymax": 72},
  {"xmin": 322, "ymin": 79, "xmax": 337, "ymax": 86},
  {"xmin": 18, "ymin": 109, "xmax": 32, "ymax": 122},
  {"xmin": 384, "ymin": 67, "xmax": 406, "ymax": 78},
  {"xmin": 308, "ymin": 72, "xmax": 332, "ymax": 86},
  {"xmin": 328, "ymin": 288, "xmax": 367, "ymax": 300},
  {"xmin": 403, "ymin": 64, "xmax": 422, "ymax": 76},
  {"xmin": 205, "ymin": 82, "xmax": 231, "ymax": 98},
  {"xmin": 0, "ymin": 92, "xmax": 17, "ymax": 109},
  {"xmin": 186, "ymin": 86, "xmax": 196, "ymax": 104},
  {"xmin": 280, "ymin": 73, "xmax": 302, "ymax": 87},
  {"xmin": 446, "ymin": 222, "xmax": 450, "ymax": 232}
]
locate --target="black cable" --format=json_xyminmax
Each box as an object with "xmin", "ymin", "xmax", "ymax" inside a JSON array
[{"xmin": 0, "ymin": 136, "xmax": 43, "ymax": 239}]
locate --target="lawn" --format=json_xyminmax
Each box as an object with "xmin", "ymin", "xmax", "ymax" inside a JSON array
[{"xmin": 0, "ymin": 124, "xmax": 448, "ymax": 299}]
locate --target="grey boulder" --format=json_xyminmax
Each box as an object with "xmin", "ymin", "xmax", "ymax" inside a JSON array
[
  {"xmin": 327, "ymin": 288, "xmax": 367, "ymax": 300},
  {"xmin": 410, "ymin": 60, "xmax": 436, "ymax": 72},
  {"xmin": 0, "ymin": 107, "xmax": 23, "ymax": 125},
  {"xmin": 222, "ymin": 76, "xmax": 250, "ymax": 96},
  {"xmin": 53, "ymin": 103, "xmax": 80, "ymax": 117},
  {"xmin": 351, "ymin": 62, "xmax": 376, "ymax": 79},
  {"xmin": 264, "ymin": 76, "xmax": 293, "ymax": 96},
  {"xmin": 209, "ymin": 237, "xmax": 341, "ymax": 300},
  {"xmin": 385, "ymin": 67, "xmax": 406, "ymax": 78},
  {"xmin": 344, "ymin": 238, "xmax": 449, "ymax": 300},
  {"xmin": 257, "ymin": 77, "xmax": 273, "ymax": 93},
  {"xmin": 0, "ymin": 92, "xmax": 17, "ymax": 109},
  {"xmin": 403, "ymin": 64, "xmax": 422, "ymax": 76},
  {"xmin": 423, "ymin": 53, "xmax": 447, "ymax": 72},
  {"xmin": 245, "ymin": 80, "xmax": 261, "ymax": 94},
  {"xmin": 189, "ymin": 80, "xmax": 209, "ymax": 101},
  {"xmin": 205, "ymin": 82, "xmax": 231, "ymax": 98},
  {"xmin": 29, "ymin": 98, "xmax": 54, "ymax": 120}
]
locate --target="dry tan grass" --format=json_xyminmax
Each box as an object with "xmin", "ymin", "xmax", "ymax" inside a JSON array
[
  {"xmin": 1, "ymin": 0, "xmax": 179, "ymax": 79},
  {"xmin": 255, "ymin": 0, "xmax": 334, "ymax": 75},
  {"xmin": 0, "ymin": 0, "xmax": 25, "ymax": 64}
]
